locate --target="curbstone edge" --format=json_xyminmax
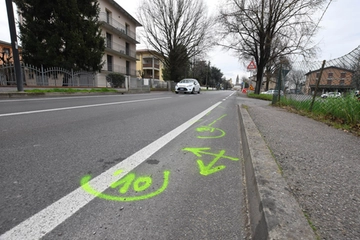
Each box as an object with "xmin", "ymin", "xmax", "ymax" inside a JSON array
[{"xmin": 238, "ymin": 104, "xmax": 315, "ymax": 240}]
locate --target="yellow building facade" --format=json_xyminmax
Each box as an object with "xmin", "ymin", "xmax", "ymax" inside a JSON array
[{"xmin": 136, "ymin": 49, "xmax": 164, "ymax": 81}]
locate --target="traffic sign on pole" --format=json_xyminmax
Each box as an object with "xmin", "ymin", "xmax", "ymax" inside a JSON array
[{"xmin": 247, "ymin": 60, "xmax": 257, "ymax": 71}]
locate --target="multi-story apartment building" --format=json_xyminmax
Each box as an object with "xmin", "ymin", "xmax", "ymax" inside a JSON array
[
  {"xmin": 12, "ymin": 0, "xmax": 141, "ymax": 87},
  {"xmin": 0, "ymin": 40, "xmax": 21, "ymax": 65},
  {"xmin": 96, "ymin": 0, "xmax": 142, "ymax": 86},
  {"xmin": 305, "ymin": 66, "xmax": 354, "ymax": 95},
  {"xmin": 136, "ymin": 49, "xmax": 164, "ymax": 80}
]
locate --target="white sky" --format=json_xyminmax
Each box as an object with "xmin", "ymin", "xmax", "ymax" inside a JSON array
[{"xmin": 1, "ymin": 0, "xmax": 359, "ymax": 83}]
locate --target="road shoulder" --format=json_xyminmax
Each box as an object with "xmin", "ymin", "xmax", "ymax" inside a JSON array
[{"xmin": 238, "ymin": 104, "xmax": 315, "ymax": 239}]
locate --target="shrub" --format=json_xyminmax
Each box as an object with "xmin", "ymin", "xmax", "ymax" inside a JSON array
[{"xmin": 107, "ymin": 73, "xmax": 125, "ymax": 88}]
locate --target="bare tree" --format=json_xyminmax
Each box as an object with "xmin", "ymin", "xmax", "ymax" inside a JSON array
[
  {"xmin": 264, "ymin": 56, "xmax": 291, "ymax": 91},
  {"xmin": 286, "ymin": 69, "xmax": 306, "ymax": 93},
  {"xmin": 219, "ymin": 0, "xmax": 327, "ymax": 94},
  {"xmin": 137, "ymin": 0, "xmax": 215, "ymax": 81}
]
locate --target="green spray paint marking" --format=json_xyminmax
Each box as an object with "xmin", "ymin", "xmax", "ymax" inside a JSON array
[
  {"xmin": 196, "ymin": 114, "xmax": 227, "ymax": 139},
  {"xmin": 196, "ymin": 126, "xmax": 225, "ymax": 139},
  {"xmin": 183, "ymin": 147, "xmax": 239, "ymax": 176},
  {"xmin": 110, "ymin": 170, "xmax": 153, "ymax": 194},
  {"xmin": 80, "ymin": 170, "xmax": 170, "ymax": 202},
  {"xmin": 207, "ymin": 114, "xmax": 227, "ymax": 127}
]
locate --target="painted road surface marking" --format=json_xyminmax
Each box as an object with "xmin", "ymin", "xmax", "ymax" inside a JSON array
[
  {"xmin": 0, "ymin": 101, "xmax": 223, "ymax": 240},
  {"xmin": 0, "ymin": 94, "xmax": 133, "ymax": 103},
  {"xmin": 0, "ymin": 97, "xmax": 171, "ymax": 117}
]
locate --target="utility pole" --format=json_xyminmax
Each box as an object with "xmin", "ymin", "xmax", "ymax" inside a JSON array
[
  {"xmin": 5, "ymin": 0, "xmax": 23, "ymax": 91},
  {"xmin": 206, "ymin": 61, "xmax": 210, "ymax": 90},
  {"xmin": 310, "ymin": 60, "xmax": 326, "ymax": 112}
]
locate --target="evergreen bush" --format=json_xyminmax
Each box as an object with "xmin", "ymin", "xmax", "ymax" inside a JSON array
[{"xmin": 107, "ymin": 73, "xmax": 125, "ymax": 88}]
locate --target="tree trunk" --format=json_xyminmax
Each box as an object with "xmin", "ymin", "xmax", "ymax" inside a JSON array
[
  {"xmin": 255, "ymin": 64, "xmax": 265, "ymax": 94},
  {"xmin": 265, "ymin": 67, "xmax": 271, "ymax": 91}
]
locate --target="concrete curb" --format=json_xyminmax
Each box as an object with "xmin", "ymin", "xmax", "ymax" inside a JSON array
[
  {"xmin": 238, "ymin": 105, "xmax": 315, "ymax": 240},
  {"xmin": 0, "ymin": 92, "xmax": 46, "ymax": 98}
]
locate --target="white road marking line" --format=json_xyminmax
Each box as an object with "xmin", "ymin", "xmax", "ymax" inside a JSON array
[
  {"xmin": 0, "ymin": 94, "xmax": 124, "ymax": 102},
  {"xmin": 0, "ymin": 97, "xmax": 172, "ymax": 117},
  {"xmin": 0, "ymin": 93, "xmax": 171, "ymax": 103},
  {"xmin": 0, "ymin": 101, "xmax": 223, "ymax": 240}
]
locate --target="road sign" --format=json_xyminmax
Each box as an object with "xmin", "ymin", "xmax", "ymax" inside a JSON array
[{"xmin": 247, "ymin": 60, "xmax": 257, "ymax": 70}]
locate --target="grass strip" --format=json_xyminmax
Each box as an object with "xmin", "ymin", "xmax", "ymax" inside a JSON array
[{"xmin": 24, "ymin": 88, "xmax": 118, "ymax": 93}]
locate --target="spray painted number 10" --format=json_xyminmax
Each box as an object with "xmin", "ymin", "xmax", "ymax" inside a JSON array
[
  {"xmin": 81, "ymin": 169, "xmax": 170, "ymax": 202},
  {"xmin": 111, "ymin": 170, "xmax": 152, "ymax": 193}
]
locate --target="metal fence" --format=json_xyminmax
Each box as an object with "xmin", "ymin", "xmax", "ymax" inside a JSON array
[
  {"xmin": 149, "ymin": 79, "xmax": 173, "ymax": 90},
  {"xmin": 128, "ymin": 76, "xmax": 150, "ymax": 93},
  {"xmin": 0, "ymin": 63, "xmax": 96, "ymax": 87},
  {"xmin": 0, "ymin": 63, "xmax": 167, "ymax": 93},
  {"xmin": 271, "ymin": 45, "xmax": 360, "ymax": 127}
]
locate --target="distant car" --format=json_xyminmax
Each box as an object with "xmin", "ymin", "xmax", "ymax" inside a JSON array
[
  {"xmin": 321, "ymin": 92, "xmax": 341, "ymax": 98},
  {"xmin": 261, "ymin": 90, "xmax": 283, "ymax": 95},
  {"xmin": 175, "ymin": 78, "xmax": 201, "ymax": 94}
]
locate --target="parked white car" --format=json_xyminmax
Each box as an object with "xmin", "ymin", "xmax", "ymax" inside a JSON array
[
  {"xmin": 321, "ymin": 92, "xmax": 341, "ymax": 98},
  {"xmin": 175, "ymin": 78, "xmax": 201, "ymax": 94},
  {"xmin": 261, "ymin": 90, "xmax": 283, "ymax": 95}
]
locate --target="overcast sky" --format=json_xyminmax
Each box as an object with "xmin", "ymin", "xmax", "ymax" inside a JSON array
[{"xmin": 1, "ymin": 0, "xmax": 359, "ymax": 83}]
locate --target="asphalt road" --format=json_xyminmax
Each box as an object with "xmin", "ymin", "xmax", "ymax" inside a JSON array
[{"xmin": 0, "ymin": 91, "xmax": 246, "ymax": 239}]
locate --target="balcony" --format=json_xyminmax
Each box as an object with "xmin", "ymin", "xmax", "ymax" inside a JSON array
[
  {"xmin": 104, "ymin": 63, "xmax": 136, "ymax": 76},
  {"xmin": 99, "ymin": 12, "xmax": 139, "ymax": 42},
  {"xmin": 143, "ymin": 63, "xmax": 160, "ymax": 69},
  {"xmin": 104, "ymin": 41, "xmax": 136, "ymax": 59}
]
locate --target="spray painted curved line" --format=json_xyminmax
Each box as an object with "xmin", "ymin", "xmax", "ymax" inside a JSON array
[
  {"xmin": 196, "ymin": 127, "xmax": 226, "ymax": 139},
  {"xmin": 196, "ymin": 114, "xmax": 227, "ymax": 139},
  {"xmin": 80, "ymin": 171, "xmax": 170, "ymax": 202}
]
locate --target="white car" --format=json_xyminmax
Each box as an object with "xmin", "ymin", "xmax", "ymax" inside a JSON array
[
  {"xmin": 175, "ymin": 78, "xmax": 201, "ymax": 94},
  {"xmin": 321, "ymin": 92, "xmax": 341, "ymax": 98},
  {"xmin": 261, "ymin": 90, "xmax": 283, "ymax": 95}
]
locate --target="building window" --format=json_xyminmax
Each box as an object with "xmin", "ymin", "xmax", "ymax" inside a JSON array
[
  {"xmin": 328, "ymin": 72, "xmax": 333, "ymax": 79},
  {"xmin": 126, "ymin": 42, "xmax": 130, "ymax": 55},
  {"xmin": 125, "ymin": 24, "xmax": 129, "ymax": 35},
  {"xmin": 3, "ymin": 48, "xmax": 10, "ymax": 55},
  {"xmin": 107, "ymin": 55, "xmax": 113, "ymax": 71},
  {"xmin": 126, "ymin": 61, "xmax": 130, "ymax": 75},
  {"xmin": 106, "ymin": 33, "xmax": 112, "ymax": 48},
  {"xmin": 340, "ymin": 72, "xmax": 346, "ymax": 79},
  {"xmin": 106, "ymin": 10, "xmax": 112, "ymax": 24},
  {"xmin": 327, "ymin": 80, "xmax": 332, "ymax": 85}
]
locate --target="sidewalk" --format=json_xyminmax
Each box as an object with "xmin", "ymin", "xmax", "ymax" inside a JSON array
[
  {"xmin": 0, "ymin": 87, "xmax": 19, "ymax": 92},
  {"xmin": 237, "ymin": 93, "xmax": 360, "ymax": 239}
]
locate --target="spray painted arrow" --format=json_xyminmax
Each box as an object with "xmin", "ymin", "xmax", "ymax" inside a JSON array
[{"xmin": 182, "ymin": 147, "xmax": 239, "ymax": 176}]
